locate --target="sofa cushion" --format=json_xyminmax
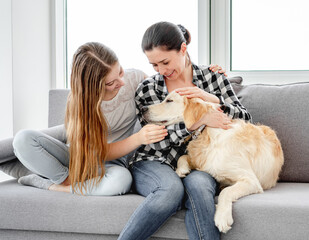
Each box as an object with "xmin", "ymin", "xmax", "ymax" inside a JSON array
[
  {"xmin": 1, "ymin": 180, "xmax": 308, "ymax": 240},
  {"xmin": 221, "ymin": 182, "xmax": 309, "ymax": 240},
  {"xmin": 237, "ymin": 82, "xmax": 309, "ymax": 182},
  {"xmin": 0, "ymin": 180, "xmax": 188, "ymax": 239},
  {"xmin": 0, "ymin": 138, "xmax": 16, "ymax": 165}
]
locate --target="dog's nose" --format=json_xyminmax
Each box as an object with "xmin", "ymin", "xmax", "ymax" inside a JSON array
[{"xmin": 141, "ymin": 106, "xmax": 148, "ymax": 114}]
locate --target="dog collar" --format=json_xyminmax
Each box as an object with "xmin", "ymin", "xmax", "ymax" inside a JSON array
[
  {"xmin": 184, "ymin": 124, "xmax": 206, "ymax": 144},
  {"xmin": 192, "ymin": 124, "xmax": 206, "ymax": 140}
]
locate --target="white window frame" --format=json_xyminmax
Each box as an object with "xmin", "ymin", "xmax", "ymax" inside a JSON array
[
  {"xmin": 51, "ymin": 0, "xmax": 67, "ymax": 89},
  {"xmin": 211, "ymin": 0, "xmax": 309, "ymax": 85},
  {"xmin": 53, "ymin": 0, "xmax": 211, "ymax": 88},
  {"xmin": 53, "ymin": 0, "xmax": 308, "ymax": 87},
  {"xmin": 198, "ymin": 0, "xmax": 211, "ymax": 66}
]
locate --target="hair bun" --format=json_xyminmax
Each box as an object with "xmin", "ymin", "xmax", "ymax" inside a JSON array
[
  {"xmin": 177, "ymin": 24, "xmax": 186, "ymax": 35},
  {"xmin": 177, "ymin": 24, "xmax": 191, "ymax": 45}
]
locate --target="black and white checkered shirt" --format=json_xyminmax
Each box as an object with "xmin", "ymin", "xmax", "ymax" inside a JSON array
[{"xmin": 133, "ymin": 64, "xmax": 252, "ymax": 169}]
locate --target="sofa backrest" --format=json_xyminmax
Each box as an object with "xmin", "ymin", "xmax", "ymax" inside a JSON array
[
  {"xmin": 48, "ymin": 89, "xmax": 70, "ymax": 127},
  {"xmin": 232, "ymin": 79, "xmax": 309, "ymax": 183},
  {"xmin": 48, "ymin": 78, "xmax": 309, "ymax": 183}
]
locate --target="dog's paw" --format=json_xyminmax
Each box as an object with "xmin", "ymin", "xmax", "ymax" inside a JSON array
[
  {"xmin": 214, "ymin": 207, "xmax": 234, "ymax": 233},
  {"xmin": 175, "ymin": 168, "xmax": 190, "ymax": 178}
]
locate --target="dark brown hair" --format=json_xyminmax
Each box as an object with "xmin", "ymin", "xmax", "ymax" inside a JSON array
[{"xmin": 141, "ymin": 21, "xmax": 191, "ymax": 52}]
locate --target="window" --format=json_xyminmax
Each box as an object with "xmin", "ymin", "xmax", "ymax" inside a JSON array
[
  {"xmin": 66, "ymin": 0, "xmax": 199, "ymax": 83},
  {"xmin": 210, "ymin": 0, "xmax": 309, "ymax": 84},
  {"xmin": 231, "ymin": 0, "xmax": 309, "ymax": 71},
  {"xmin": 58, "ymin": 0, "xmax": 309, "ymax": 85}
]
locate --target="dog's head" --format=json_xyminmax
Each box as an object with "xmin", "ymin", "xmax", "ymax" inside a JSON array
[{"xmin": 142, "ymin": 91, "xmax": 218, "ymax": 128}]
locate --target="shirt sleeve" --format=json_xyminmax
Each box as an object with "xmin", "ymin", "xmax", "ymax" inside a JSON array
[
  {"xmin": 201, "ymin": 67, "xmax": 252, "ymax": 122},
  {"xmin": 125, "ymin": 68, "xmax": 147, "ymax": 93}
]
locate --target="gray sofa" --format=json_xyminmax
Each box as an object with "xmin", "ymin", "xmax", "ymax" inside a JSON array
[{"xmin": 1, "ymin": 77, "xmax": 309, "ymax": 240}]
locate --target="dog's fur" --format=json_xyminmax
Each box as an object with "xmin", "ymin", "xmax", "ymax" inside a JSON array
[{"xmin": 142, "ymin": 91, "xmax": 284, "ymax": 233}]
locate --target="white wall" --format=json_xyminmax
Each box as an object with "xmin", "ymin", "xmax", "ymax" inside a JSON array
[
  {"xmin": 0, "ymin": 0, "xmax": 51, "ymax": 139},
  {"xmin": 12, "ymin": 0, "xmax": 51, "ymax": 134},
  {"xmin": 0, "ymin": 0, "xmax": 13, "ymax": 139},
  {"xmin": 0, "ymin": 0, "xmax": 51, "ymax": 182}
]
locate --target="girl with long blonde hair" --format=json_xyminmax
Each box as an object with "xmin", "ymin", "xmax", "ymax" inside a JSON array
[{"xmin": 13, "ymin": 42, "xmax": 167, "ymax": 195}]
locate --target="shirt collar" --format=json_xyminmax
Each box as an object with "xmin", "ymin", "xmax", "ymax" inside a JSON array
[{"xmin": 192, "ymin": 63, "xmax": 203, "ymax": 87}]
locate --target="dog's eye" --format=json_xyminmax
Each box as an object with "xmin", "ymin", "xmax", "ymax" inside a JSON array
[{"xmin": 166, "ymin": 99, "xmax": 173, "ymax": 103}]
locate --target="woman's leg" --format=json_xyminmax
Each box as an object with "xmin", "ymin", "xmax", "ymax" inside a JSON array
[
  {"xmin": 118, "ymin": 160, "xmax": 184, "ymax": 240},
  {"xmin": 13, "ymin": 129, "xmax": 69, "ymax": 184},
  {"xmin": 182, "ymin": 170, "xmax": 220, "ymax": 240}
]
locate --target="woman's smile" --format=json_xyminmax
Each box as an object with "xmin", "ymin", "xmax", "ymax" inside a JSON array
[{"xmin": 164, "ymin": 70, "xmax": 175, "ymax": 78}]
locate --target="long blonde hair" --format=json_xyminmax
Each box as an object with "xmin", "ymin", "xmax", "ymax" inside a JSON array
[{"xmin": 65, "ymin": 42, "xmax": 118, "ymax": 194}]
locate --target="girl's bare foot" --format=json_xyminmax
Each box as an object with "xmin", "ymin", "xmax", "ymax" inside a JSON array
[
  {"xmin": 48, "ymin": 183, "xmax": 71, "ymax": 193},
  {"xmin": 48, "ymin": 176, "xmax": 71, "ymax": 192}
]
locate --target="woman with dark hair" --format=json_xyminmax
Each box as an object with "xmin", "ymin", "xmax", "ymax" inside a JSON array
[{"xmin": 118, "ymin": 22, "xmax": 251, "ymax": 240}]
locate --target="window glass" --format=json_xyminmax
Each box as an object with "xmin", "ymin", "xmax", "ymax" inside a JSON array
[
  {"xmin": 67, "ymin": 0, "xmax": 198, "ymax": 80},
  {"xmin": 231, "ymin": 0, "xmax": 309, "ymax": 71}
]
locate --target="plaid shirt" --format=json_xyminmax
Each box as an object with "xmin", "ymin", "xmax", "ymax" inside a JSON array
[{"xmin": 133, "ymin": 64, "xmax": 252, "ymax": 169}]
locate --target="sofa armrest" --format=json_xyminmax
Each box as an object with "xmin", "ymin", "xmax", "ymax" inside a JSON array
[
  {"xmin": 0, "ymin": 124, "xmax": 66, "ymax": 165},
  {"xmin": 0, "ymin": 137, "xmax": 16, "ymax": 164}
]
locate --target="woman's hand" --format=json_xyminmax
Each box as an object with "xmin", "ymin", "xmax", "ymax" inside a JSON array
[
  {"xmin": 201, "ymin": 110, "xmax": 232, "ymax": 130},
  {"xmin": 175, "ymin": 87, "xmax": 220, "ymax": 103},
  {"xmin": 209, "ymin": 64, "xmax": 227, "ymax": 77},
  {"xmin": 137, "ymin": 124, "xmax": 168, "ymax": 145}
]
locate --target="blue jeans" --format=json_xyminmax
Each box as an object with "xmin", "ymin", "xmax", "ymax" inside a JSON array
[
  {"xmin": 13, "ymin": 129, "xmax": 132, "ymax": 196},
  {"xmin": 118, "ymin": 160, "xmax": 219, "ymax": 240},
  {"xmin": 183, "ymin": 170, "xmax": 220, "ymax": 240}
]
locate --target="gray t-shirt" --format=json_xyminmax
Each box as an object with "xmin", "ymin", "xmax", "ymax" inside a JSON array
[{"xmin": 101, "ymin": 69, "xmax": 145, "ymax": 143}]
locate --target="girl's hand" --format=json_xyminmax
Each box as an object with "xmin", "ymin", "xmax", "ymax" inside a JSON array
[
  {"xmin": 137, "ymin": 124, "xmax": 168, "ymax": 145},
  {"xmin": 209, "ymin": 64, "xmax": 227, "ymax": 77},
  {"xmin": 201, "ymin": 111, "xmax": 232, "ymax": 130},
  {"xmin": 175, "ymin": 87, "xmax": 220, "ymax": 103}
]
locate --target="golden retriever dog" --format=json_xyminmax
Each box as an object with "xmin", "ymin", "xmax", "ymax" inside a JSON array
[{"xmin": 142, "ymin": 91, "xmax": 284, "ymax": 233}]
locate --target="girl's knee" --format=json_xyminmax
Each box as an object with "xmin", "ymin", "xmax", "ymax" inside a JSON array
[
  {"xmin": 106, "ymin": 166, "xmax": 132, "ymax": 182},
  {"xmin": 104, "ymin": 166, "xmax": 133, "ymax": 195},
  {"xmin": 13, "ymin": 129, "xmax": 40, "ymax": 151},
  {"xmin": 78, "ymin": 167, "xmax": 132, "ymax": 196}
]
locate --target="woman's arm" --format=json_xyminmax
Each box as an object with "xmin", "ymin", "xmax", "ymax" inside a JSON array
[
  {"xmin": 198, "ymin": 66, "xmax": 251, "ymax": 121},
  {"xmin": 212, "ymin": 73, "xmax": 252, "ymax": 121},
  {"xmin": 187, "ymin": 108, "xmax": 232, "ymax": 131},
  {"xmin": 175, "ymin": 87, "xmax": 220, "ymax": 103}
]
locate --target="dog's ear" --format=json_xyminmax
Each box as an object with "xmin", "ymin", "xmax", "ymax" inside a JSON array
[{"xmin": 183, "ymin": 98, "xmax": 207, "ymax": 129}]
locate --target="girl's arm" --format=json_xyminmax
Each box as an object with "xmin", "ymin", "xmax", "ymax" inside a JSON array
[
  {"xmin": 135, "ymin": 79, "xmax": 191, "ymax": 148},
  {"xmin": 106, "ymin": 124, "xmax": 167, "ymax": 161}
]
